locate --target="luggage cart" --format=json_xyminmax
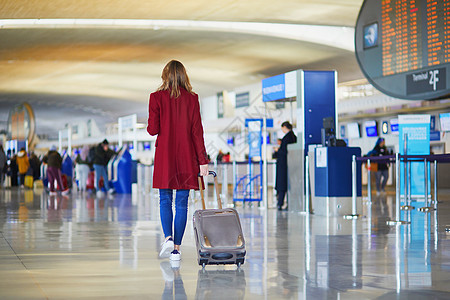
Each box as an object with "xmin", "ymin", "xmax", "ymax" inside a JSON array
[{"xmin": 233, "ymin": 161, "xmax": 262, "ymax": 206}]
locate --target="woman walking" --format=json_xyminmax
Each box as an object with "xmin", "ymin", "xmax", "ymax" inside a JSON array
[{"xmin": 147, "ymin": 60, "xmax": 209, "ymax": 261}]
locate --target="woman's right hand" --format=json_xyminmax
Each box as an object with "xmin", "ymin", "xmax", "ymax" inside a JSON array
[{"xmin": 199, "ymin": 164, "xmax": 209, "ymax": 177}]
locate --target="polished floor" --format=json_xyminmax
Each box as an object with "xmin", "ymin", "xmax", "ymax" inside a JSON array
[{"xmin": 1, "ymin": 187, "xmax": 450, "ymax": 300}]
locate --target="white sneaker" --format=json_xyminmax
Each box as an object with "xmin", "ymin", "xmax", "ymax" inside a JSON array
[
  {"xmin": 62, "ymin": 189, "xmax": 70, "ymax": 196},
  {"xmin": 49, "ymin": 191, "xmax": 57, "ymax": 196},
  {"xmin": 159, "ymin": 238, "xmax": 174, "ymax": 258},
  {"xmin": 170, "ymin": 249, "xmax": 181, "ymax": 261},
  {"xmin": 96, "ymin": 190, "xmax": 104, "ymax": 198}
]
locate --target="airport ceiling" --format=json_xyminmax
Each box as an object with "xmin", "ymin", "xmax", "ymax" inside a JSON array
[{"xmin": 0, "ymin": 0, "xmax": 365, "ymax": 139}]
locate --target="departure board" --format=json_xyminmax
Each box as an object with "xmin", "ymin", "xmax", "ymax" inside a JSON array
[{"xmin": 355, "ymin": 0, "xmax": 450, "ymax": 100}]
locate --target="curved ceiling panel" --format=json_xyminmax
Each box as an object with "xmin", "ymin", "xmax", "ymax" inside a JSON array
[
  {"xmin": 0, "ymin": 0, "xmax": 363, "ymax": 26},
  {"xmin": 0, "ymin": 0, "xmax": 364, "ymax": 138}
]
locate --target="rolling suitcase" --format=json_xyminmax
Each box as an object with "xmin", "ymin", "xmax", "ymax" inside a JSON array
[
  {"xmin": 24, "ymin": 175, "xmax": 34, "ymax": 189},
  {"xmin": 193, "ymin": 171, "xmax": 246, "ymax": 268}
]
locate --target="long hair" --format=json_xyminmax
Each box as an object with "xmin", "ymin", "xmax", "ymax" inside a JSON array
[{"xmin": 157, "ymin": 60, "xmax": 193, "ymax": 99}]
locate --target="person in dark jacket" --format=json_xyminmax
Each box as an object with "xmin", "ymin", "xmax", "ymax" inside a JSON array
[
  {"xmin": 370, "ymin": 137, "xmax": 389, "ymax": 194},
  {"xmin": 275, "ymin": 121, "xmax": 297, "ymax": 211},
  {"xmin": 0, "ymin": 145, "xmax": 6, "ymax": 187},
  {"xmin": 29, "ymin": 153, "xmax": 41, "ymax": 180},
  {"xmin": 92, "ymin": 139, "xmax": 115, "ymax": 196},
  {"xmin": 43, "ymin": 146, "xmax": 68, "ymax": 195},
  {"xmin": 9, "ymin": 152, "xmax": 19, "ymax": 187}
]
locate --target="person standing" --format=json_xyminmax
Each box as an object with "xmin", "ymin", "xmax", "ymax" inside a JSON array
[
  {"xmin": 29, "ymin": 152, "xmax": 41, "ymax": 180},
  {"xmin": 92, "ymin": 139, "xmax": 115, "ymax": 197},
  {"xmin": 147, "ymin": 60, "xmax": 208, "ymax": 261},
  {"xmin": 76, "ymin": 145, "xmax": 91, "ymax": 193},
  {"xmin": 275, "ymin": 121, "xmax": 297, "ymax": 211},
  {"xmin": 43, "ymin": 146, "xmax": 69, "ymax": 196},
  {"xmin": 16, "ymin": 148, "xmax": 30, "ymax": 187},
  {"xmin": 0, "ymin": 145, "xmax": 6, "ymax": 187},
  {"xmin": 9, "ymin": 151, "xmax": 19, "ymax": 187},
  {"xmin": 370, "ymin": 137, "xmax": 389, "ymax": 194}
]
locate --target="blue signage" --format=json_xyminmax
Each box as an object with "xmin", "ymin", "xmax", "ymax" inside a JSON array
[
  {"xmin": 364, "ymin": 120, "xmax": 378, "ymax": 137},
  {"xmin": 262, "ymin": 70, "xmax": 298, "ymax": 102},
  {"xmin": 390, "ymin": 119, "xmax": 399, "ymax": 132},
  {"xmin": 430, "ymin": 131, "xmax": 440, "ymax": 141},
  {"xmin": 399, "ymin": 115, "xmax": 431, "ymax": 199},
  {"xmin": 262, "ymin": 74, "xmax": 285, "ymax": 102},
  {"xmin": 248, "ymin": 120, "xmax": 262, "ymax": 158}
]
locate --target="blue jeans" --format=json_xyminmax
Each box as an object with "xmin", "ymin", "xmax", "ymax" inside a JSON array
[
  {"xmin": 159, "ymin": 189, "xmax": 189, "ymax": 246},
  {"xmin": 93, "ymin": 164, "xmax": 111, "ymax": 191},
  {"xmin": 375, "ymin": 169, "xmax": 389, "ymax": 192}
]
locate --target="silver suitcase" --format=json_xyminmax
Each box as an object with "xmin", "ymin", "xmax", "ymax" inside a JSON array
[{"xmin": 193, "ymin": 171, "xmax": 246, "ymax": 268}]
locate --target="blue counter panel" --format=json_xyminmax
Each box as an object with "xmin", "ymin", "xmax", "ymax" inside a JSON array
[
  {"xmin": 315, "ymin": 147, "xmax": 362, "ymax": 197},
  {"xmin": 304, "ymin": 70, "xmax": 336, "ymax": 153}
]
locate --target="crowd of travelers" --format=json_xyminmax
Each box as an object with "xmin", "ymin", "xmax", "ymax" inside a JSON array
[{"xmin": 0, "ymin": 139, "xmax": 116, "ymax": 197}]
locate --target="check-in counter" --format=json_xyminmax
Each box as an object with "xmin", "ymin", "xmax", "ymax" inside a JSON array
[
  {"xmin": 314, "ymin": 146, "xmax": 362, "ymax": 216},
  {"xmin": 108, "ymin": 147, "xmax": 133, "ymax": 194}
]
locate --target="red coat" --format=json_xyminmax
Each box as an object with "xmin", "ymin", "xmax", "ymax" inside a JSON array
[{"xmin": 147, "ymin": 88, "xmax": 208, "ymax": 190}]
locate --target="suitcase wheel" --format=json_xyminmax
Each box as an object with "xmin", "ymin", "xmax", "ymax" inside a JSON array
[
  {"xmin": 236, "ymin": 258, "xmax": 245, "ymax": 268},
  {"xmin": 199, "ymin": 258, "xmax": 208, "ymax": 268}
]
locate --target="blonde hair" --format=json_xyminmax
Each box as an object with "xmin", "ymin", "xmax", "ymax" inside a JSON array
[{"xmin": 157, "ymin": 60, "xmax": 193, "ymax": 99}]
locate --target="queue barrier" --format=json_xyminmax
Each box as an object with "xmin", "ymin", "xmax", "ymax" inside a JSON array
[
  {"xmin": 137, "ymin": 161, "xmax": 277, "ymax": 208},
  {"xmin": 350, "ymin": 153, "xmax": 450, "ymax": 225}
]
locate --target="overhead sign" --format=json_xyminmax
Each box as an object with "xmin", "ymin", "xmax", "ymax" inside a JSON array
[
  {"xmin": 262, "ymin": 70, "xmax": 297, "ymax": 102},
  {"xmin": 355, "ymin": 0, "xmax": 450, "ymax": 100},
  {"xmin": 235, "ymin": 92, "xmax": 250, "ymax": 108}
]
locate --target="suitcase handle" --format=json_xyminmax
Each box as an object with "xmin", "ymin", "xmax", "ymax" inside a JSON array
[
  {"xmin": 198, "ymin": 171, "xmax": 222, "ymax": 210},
  {"xmin": 198, "ymin": 171, "xmax": 217, "ymax": 177}
]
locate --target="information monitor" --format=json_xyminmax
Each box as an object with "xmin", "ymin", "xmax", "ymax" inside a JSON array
[{"xmin": 355, "ymin": 0, "xmax": 450, "ymax": 100}]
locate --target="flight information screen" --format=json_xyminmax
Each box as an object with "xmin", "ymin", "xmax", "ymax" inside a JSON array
[{"xmin": 355, "ymin": 0, "xmax": 450, "ymax": 100}]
